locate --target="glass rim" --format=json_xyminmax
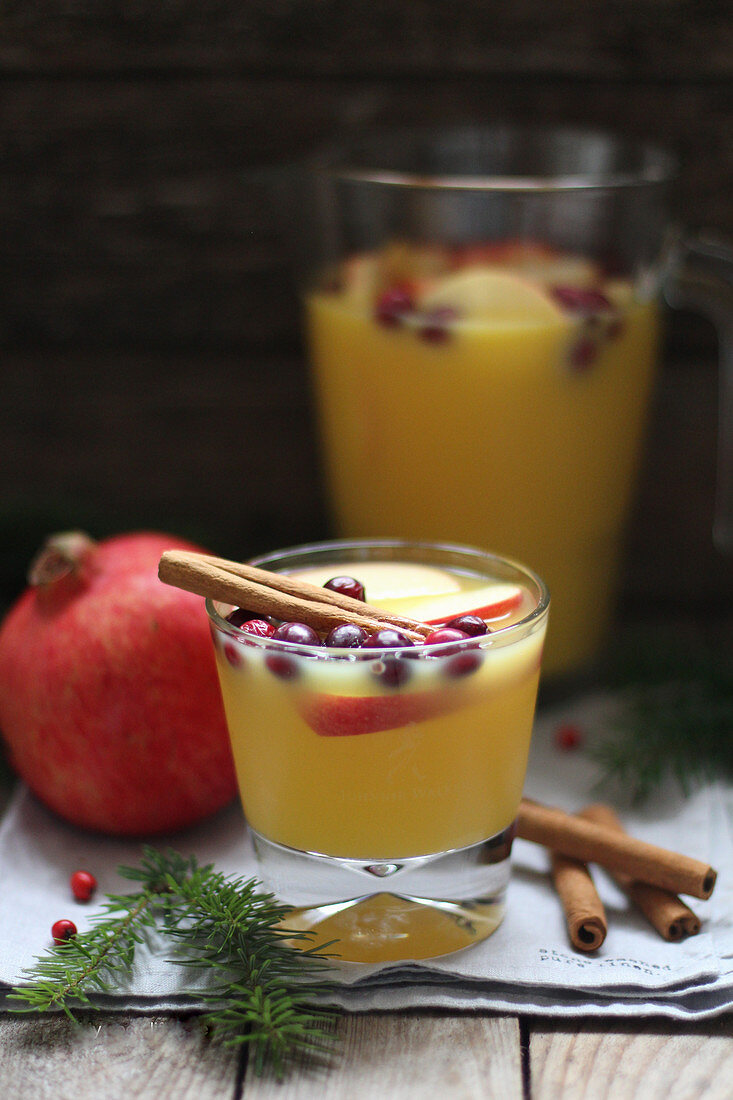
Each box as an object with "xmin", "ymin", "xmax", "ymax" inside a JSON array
[
  {"xmin": 206, "ymin": 537, "xmax": 550, "ymax": 656},
  {"xmin": 310, "ymin": 124, "xmax": 677, "ymax": 193}
]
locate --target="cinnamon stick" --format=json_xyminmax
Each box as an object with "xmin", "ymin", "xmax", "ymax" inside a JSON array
[
  {"xmin": 158, "ymin": 550, "xmax": 430, "ymax": 641},
  {"xmin": 579, "ymin": 804, "xmax": 701, "ymax": 942},
  {"xmin": 194, "ymin": 551, "xmax": 435, "ymax": 636},
  {"xmin": 516, "ymin": 798, "xmax": 716, "ymax": 901},
  {"xmin": 550, "ymin": 850, "xmax": 607, "ymax": 952}
]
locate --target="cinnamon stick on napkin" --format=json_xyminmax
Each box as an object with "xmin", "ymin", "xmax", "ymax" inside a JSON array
[
  {"xmin": 549, "ymin": 849, "xmax": 607, "ymax": 952},
  {"xmin": 580, "ymin": 804, "xmax": 701, "ymax": 942}
]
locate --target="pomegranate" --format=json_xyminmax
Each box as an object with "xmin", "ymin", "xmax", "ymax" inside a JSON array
[{"xmin": 0, "ymin": 530, "xmax": 237, "ymax": 836}]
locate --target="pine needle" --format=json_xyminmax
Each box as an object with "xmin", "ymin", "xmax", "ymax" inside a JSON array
[
  {"xmin": 591, "ymin": 632, "xmax": 733, "ymax": 802},
  {"xmin": 9, "ymin": 847, "xmax": 340, "ymax": 1077}
]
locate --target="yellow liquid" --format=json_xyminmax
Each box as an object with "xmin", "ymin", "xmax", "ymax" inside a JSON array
[
  {"xmin": 213, "ymin": 562, "xmax": 545, "ymax": 860},
  {"xmin": 306, "ymin": 278, "xmax": 659, "ymax": 678}
]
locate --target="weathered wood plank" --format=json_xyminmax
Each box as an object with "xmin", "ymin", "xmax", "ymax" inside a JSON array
[
  {"xmin": 529, "ymin": 1018, "xmax": 733, "ymax": 1100},
  {"xmin": 241, "ymin": 1011, "xmax": 524, "ymax": 1098},
  {"xmin": 0, "ymin": 0, "xmax": 730, "ymax": 79},
  {"xmin": 0, "ymin": 1013, "xmax": 239, "ymax": 1100}
]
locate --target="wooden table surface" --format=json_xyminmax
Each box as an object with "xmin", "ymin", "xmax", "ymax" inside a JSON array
[{"xmin": 2, "ymin": 1008, "xmax": 732, "ymax": 1097}]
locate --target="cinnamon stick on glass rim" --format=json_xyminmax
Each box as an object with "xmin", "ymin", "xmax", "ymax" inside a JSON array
[
  {"xmin": 579, "ymin": 804, "xmax": 701, "ymax": 942},
  {"xmin": 550, "ymin": 850, "xmax": 607, "ymax": 952},
  {"xmin": 516, "ymin": 799, "xmax": 716, "ymax": 901},
  {"xmin": 158, "ymin": 549, "xmax": 433, "ymax": 641}
]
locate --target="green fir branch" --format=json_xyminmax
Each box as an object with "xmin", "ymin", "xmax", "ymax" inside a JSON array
[
  {"xmin": 9, "ymin": 847, "xmax": 340, "ymax": 1077},
  {"xmin": 591, "ymin": 633, "xmax": 733, "ymax": 802},
  {"xmin": 8, "ymin": 888, "xmax": 162, "ymax": 1019}
]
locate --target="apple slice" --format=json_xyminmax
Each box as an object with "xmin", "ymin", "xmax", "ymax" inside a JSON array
[
  {"xmin": 404, "ymin": 583, "xmax": 524, "ymax": 625},
  {"xmin": 299, "ymin": 685, "xmax": 464, "ymax": 738},
  {"xmin": 507, "ymin": 252, "xmax": 600, "ymax": 289},
  {"xmin": 341, "ymin": 253, "xmax": 381, "ymax": 311},
  {"xmin": 418, "ymin": 268, "xmax": 563, "ymax": 325}
]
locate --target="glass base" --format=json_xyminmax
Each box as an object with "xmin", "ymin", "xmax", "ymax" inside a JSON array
[{"xmin": 250, "ymin": 824, "xmax": 515, "ymax": 964}]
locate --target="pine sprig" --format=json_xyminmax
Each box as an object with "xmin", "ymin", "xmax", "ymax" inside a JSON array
[
  {"xmin": 8, "ymin": 888, "xmax": 162, "ymax": 1019},
  {"xmin": 9, "ymin": 847, "xmax": 340, "ymax": 1077},
  {"xmin": 591, "ymin": 633, "xmax": 733, "ymax": 802}
]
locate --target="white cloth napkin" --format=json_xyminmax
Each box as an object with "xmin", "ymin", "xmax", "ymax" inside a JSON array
[{"xmin": 1, "ymin": 693, "xmax": 732, "ymax": 1019}]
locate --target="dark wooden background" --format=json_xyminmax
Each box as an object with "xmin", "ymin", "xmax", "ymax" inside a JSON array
[{"xmin": 1, "ymin": 1, "xmax": 731, "ymax": 620}]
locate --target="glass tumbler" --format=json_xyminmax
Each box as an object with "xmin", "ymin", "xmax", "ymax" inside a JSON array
[
  {"xmin": 290, "ymin": 126, "xmax": 733, "ymax": 680},
  {"xmin": 207, "ymin": 539, "xmax": 549, "ymax": 963}
]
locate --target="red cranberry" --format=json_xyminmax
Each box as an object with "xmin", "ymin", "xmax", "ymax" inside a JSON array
[
  {"xmin": 569, "ymin": 337, "xmax": 598, "ymax": 372},
  {"xmin": 554, "ymin": 723, "xmax": 584, "ymax": 751},
  {"xmin": 362, "ymin": 630, "xmax": 415, "ymax": 687},
  {"xmin": 425, "ymin": 627, "xmax": 471, "ymax": 646},
  {"xmin": 375, "ymin": 286, "xmax": 415, "ymax": 328},
  {"xmin": 551, "ymin": 286, "xmax": 612, "ymax": 314},
  {"xmin": 325, "ymin": 623, "xmax": 368, "ymax": 648},
  {"xmin": 444, "ymin": 615, "xmax": 489, "ymax": 637},
  {"xmin": 362, "ymin": 629, "xmax": 414, "ymax": 650},
  {"xmin": 445, "ymin": 651, "xmax": 484, "ymax": 678},
  {"xmin": 425, "ymin": 627, "xmax": 471, "ymax": 656},
  {"xmin": 265, "ymin": 654, "xmax": 299, "ymax": 680},
  {"xmin": 227, "ymin": 607, "xmax": 259, "ymax": 628},
  {"xmin": 70, "ymin": 870, "xmax": 97, "ymax": 902},
  {"xmin": 271, "ymin": 622, "xmax": 321, "ymax": 647},
  {"xmin": 419, "ymin": 306, "xmax": 458, "ymax": 344},
  {"xmin": 223, "ymin": 641, "xmax": 244, "ymax": 668},
  {"xmin": 52, "ymin": 919, "xmax": 77, "ymax": 944},
  {"xmin": 239, "ymin": 619, "xmax": 276, "ymax": 638},
  {"xmin": 324, "ymin": 576, "xmax": 366, "ymax": 602},
  {"xmin": 376, "ymin": 656, "xmax": 413, "ymax": 688}
]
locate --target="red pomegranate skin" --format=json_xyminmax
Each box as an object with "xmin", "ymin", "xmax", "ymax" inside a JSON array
[{"xmin": 0, "ymin": 531, "xmax": 238, "ymax": 836}]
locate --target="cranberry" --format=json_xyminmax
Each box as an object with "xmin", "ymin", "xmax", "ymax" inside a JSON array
[
  {"xmin": 239, "ymin": 619, "xmax": 276, "ymax": 638},
  {"xmin": 324, "ymin": 576, "xmax": 366, "ymax": 602},
  {"xmin": 375, "ymin": 286, "xmax": 415, "ymax": 328},
  {"xmin": 426, "ymin": 626, "xmax": 483, "ymax": 674},
  {"xmin": 424, "ymin": 627, "xmax": 471, "ymax": 656},
  {"xmin": 444, "ymin": 615, "xmax": 489, "ymax": 637},
  {"xmin": 362, "ymin": 629, "xmax": 414, "ymax": 650},
  {"xmin": 52, "ymin": 919, "xmax": 77, "ymax": 944},
  {"xmin": 223, "ymin": 641, "xmax": 244, "ymax": 668},
  {"xmin": 325, "ymin": 623, "xmax": 368, "ymax": 648},
  {"xmin": 419, "ymin": 306, "xmax": 458, "ymax": 344},
  {"xmin": 70, "ymin": 870, "xmax": 97, "ymax": 902},
  {"xmin": 265, "ymin": 654, "xmax": 299, "ymax": 680},
  {"xmin": 425, "ymin": 627, "xmax": 471, "ymax": 646},
  {"xmin": 446, "ymin": 651, "xmax": 484, "ymax": 678},
  {"xmin": 271, "ymin": 622, "xmax": 321, "ymax": 647},
  {"xmin": 551, "ymin": 286, "xmax": 612, "ymax": 314},
  {"xmin": 362, "ymin": 630, "xmax": 415, "ymax": 687},
  {"xmin": 227, "ymin": 608, "xmax": 259, "ymax": 628},
  {"xmin": 569, "ymin": 337, "xmax": 598, "ymax": 372},
  {"xmin": 554, "ymin": 723, "xmax": 584, "ymax": 751},
  {"xmin": 376, "ymin": 656, "xmax": 413, "ymax": 688}
]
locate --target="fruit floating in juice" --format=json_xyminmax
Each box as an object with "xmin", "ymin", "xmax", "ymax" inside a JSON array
[
  {"xmin": 305, "ymin": 241, "xmax": 660, "ymax": 677},
  {"xmin": 210, "ymin": 555, "xmax": 547, "ymax": 861}
]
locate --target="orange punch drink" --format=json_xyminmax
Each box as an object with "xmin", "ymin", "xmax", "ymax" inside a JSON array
[
  {"xmin": 306, "ymin": 241, "xmax": 658, "ymax": 680},
  {"xmin": 207, "ymin": 540, "xmax": 549, "ymax": 963}
]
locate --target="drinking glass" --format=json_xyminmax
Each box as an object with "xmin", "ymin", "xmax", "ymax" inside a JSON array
[
  {"xmin": 290, "ymin": 126, "xmax": 732, "ymax": 680},
  {"xmin": 207, "ymin": 538, "xmax": 549, "ymax": 963}
]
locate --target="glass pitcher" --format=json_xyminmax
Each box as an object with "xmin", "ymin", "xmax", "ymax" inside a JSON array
[{"xmin": 291, "ymin": 126, "xmax": 731, "ymax": 679}]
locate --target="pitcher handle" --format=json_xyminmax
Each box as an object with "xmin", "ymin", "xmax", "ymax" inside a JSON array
[{"xmin": 663, "ymin": 232, "xmax": 733, "ymax": 553}]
